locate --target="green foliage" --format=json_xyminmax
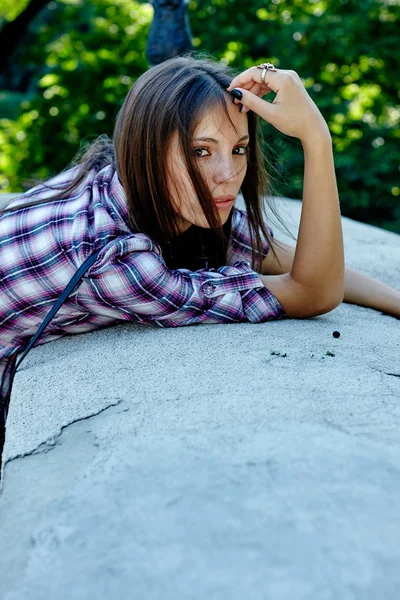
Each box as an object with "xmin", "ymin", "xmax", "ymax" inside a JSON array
[
  {"xmin": 0, "ymin": 0, "xmax": 151, "ymax": 190},
  {"xmin": 0, "ymin": 0, "xmax": 31, "ymax": 22},
  {"xmin": 0, "ymin": 0, "xmax": 399, "ymax": 232},
  {"xmin": 190, "ymin": 0, "xmax": 400, "ymax": 232}
]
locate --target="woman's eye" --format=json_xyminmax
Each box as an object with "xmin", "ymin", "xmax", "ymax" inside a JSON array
[
  {"xmin": 236, "ymin": 145, "xmax": 249, "ymax": 155},
  {"xmin": 192, "ymin": 148, "xmax": 208, "ymax": 157},
  {"xmin": 192, "ymin": 146, "xmax": 249, "ymax": 158}
]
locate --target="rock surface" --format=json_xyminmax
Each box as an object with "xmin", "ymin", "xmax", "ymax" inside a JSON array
[{"xmin": 1, "ymin": 193, "xmax": 399, "ymax": 599}]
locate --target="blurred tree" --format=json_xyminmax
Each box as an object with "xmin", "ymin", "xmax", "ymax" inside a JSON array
[
  {"xmin": 0, "ymin": 0, "xmax": 49, "ymax": 75},
  {"xmin": 0, "ymin": 0, "xmax": 151, "ymax": 189},
  {"xmin": 0, "ymin": 0, "xmax": 399, "ymax": 232},
  {"xmin": 190, "ymin": 0, "xmax": 400, "ymax": 232}
]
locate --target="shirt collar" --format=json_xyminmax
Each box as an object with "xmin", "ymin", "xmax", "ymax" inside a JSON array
[{"xmin": 104, "ymin": 165, "xmax": 131, "ymax": 229}]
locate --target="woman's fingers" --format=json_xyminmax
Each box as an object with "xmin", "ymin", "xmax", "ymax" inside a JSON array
[
  {"xmin": 232, "ymin": 79, "xmax": 275, "ymax": 114},
  {"xmin": 248, "ymin": 82, "xmax": 261, "ymax": 96},
  {"xmin": 227, "ymin": 66, "xmax": 277, "ymax": 95},
  {"xmin": 230, "ymin": 87, "xmax": 279, "ymax": 123},
  {"xmin": 240, "ymin": 83, "xmax": 259, "ymax": 113},
  {"xmin": 228, "ymin": 71, "xmax": 330, "ymax": 141},
  {"xmin": 232, "ymin": 82, "xmax": 261, "ymax": 113},
  {"xmin": 227, "ymin": 66, "xmax": 276, "ymax": 115}
]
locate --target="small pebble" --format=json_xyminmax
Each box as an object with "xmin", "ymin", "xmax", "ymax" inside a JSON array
[{"xmin": 333, "ymin": 331, "xmax": 341, "ymax": 338}]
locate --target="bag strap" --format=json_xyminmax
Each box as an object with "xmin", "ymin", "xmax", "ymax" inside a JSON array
[
  {"xmin": 11, "ymin": 247, "xmax": 102, "ymax": 389},
  {"xmin": 0, "ymin": 248, "xmax": 102, "ymax": 464}
]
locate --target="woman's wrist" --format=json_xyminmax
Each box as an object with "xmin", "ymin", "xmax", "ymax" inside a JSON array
[{"xmin": 300, "ymin": 127, "xmax": 332, "ymax": 151}]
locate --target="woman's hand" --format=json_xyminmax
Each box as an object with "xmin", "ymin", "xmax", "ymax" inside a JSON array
[{"xmin": 227, "ymin": 66, "xmax": 330, "ymax": 144}]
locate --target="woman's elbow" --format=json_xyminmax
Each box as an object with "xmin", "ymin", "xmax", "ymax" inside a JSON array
[
  {"xmin": 315, "ymin": 288, "xmax": 344, "ymax": 316},
  {"xmin": 296, "ymin": 286, "xmax": 344, "ymax": 318}
]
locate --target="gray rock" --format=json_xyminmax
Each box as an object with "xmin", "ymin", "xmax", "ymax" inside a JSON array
[{"xmin": 1, "ymin": 196, "xmax": 399, "ymax": 599}]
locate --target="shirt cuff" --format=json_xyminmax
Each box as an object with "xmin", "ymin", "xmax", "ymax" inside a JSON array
[
  {"xmin": 198, "ymin": 260, "xmax": 265, "ymax": 298},
  {"xmin": 198, "ymin": 260, "xmax": 288, "ymax": 321}
]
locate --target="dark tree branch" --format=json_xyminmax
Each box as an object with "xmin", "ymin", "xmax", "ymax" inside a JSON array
[{"xmin": 0, "ymin": 0, "xmax": 49, "ymax": 74}]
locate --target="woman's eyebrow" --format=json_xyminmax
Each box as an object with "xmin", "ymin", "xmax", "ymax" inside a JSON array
[{"xmin": 192, "ymin": 135, "xmax": 250, "ymax": 143}]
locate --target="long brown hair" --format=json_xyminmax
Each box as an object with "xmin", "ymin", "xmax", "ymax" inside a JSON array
[{"xmin": 2, "ymin": 52, "xmax": 296, "ymax": 271}]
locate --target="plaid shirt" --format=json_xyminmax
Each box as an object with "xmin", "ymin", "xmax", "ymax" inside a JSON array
[{"xmin": 0, "ymin": 163, "xmax": 287, "ymax": 403}]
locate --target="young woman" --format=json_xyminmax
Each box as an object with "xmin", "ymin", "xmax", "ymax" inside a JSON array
[{"xmin": 1, "ymin": 54, "xmax": 399, "ymax": 430}]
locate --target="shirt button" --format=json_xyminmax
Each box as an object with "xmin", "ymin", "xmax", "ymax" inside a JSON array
[{"xmin": 203, "ymin": 283, "xmax": 216, "ymax": 295}]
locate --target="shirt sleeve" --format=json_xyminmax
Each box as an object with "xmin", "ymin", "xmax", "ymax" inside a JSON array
[
  {"xmin": 227, "ymin": 207, "xmax": 274, "ymax": 272},
  {"xmin": 75, "ymin": 232, "xmax": 288, "ymax": 328}
]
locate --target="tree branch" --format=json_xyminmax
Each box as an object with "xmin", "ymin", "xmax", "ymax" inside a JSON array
[{"xmin": 0, "ymin": 0, "xmax": 49, "ymax": 75}]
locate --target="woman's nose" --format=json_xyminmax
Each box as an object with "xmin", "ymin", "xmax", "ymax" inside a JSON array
[{"xmin": 212, "ymin": 156, "xmax": 240, "ymax": 184}]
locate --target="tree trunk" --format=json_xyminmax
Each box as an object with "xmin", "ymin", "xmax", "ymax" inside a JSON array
[{"xmin": 0, "ymin": 0, "xmax": 49, "ymax": 75}]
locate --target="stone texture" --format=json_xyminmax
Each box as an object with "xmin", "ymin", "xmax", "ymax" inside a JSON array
[{"xmin": 0, "ymin": 194, "xmax": 399, "ymax": 599}]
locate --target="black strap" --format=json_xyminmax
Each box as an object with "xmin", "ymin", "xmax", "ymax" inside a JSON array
[
  {"xmin": 0, "ymin": 248, "xmax": 102, "ymax": 468},
  {"xmin": 7, "ymin": 248, "xmax": 102, "ymax": 406}
]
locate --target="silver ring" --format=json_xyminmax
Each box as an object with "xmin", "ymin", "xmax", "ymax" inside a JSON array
[{"xmin": 256, "ymin": 62, "xmax": 277, "ymax": 83}]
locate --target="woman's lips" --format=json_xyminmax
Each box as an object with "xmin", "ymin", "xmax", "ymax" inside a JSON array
[
  {"xmin": 214, "ymin": 195, "xmax": 235, "ymax": 209},
  {"xmin": 215, "ymin": 199, "xmax": 235, "ymax": 209}
]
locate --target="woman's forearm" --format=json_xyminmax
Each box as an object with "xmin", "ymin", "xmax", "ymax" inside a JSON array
[
  {"xmin": 344, "ymin": 267, "xmax": 400, "ymax": 318},
  {"xmin": 290, "ymin": 137, "xmax": 345, "ymax": 306}
]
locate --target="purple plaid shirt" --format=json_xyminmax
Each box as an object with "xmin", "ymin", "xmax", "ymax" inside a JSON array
[{"xmin": 0, "ymin": 163, "xmax": 287, "ymax": 402}]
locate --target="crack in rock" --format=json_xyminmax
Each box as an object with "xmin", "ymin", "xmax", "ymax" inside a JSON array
[
  {"xmin": 368, "ymin": 365, "xmax": 400, "ymax": 378},
  {"xmin": 3, "ymin": 398, "xmax": 123, "ymax": 467}
]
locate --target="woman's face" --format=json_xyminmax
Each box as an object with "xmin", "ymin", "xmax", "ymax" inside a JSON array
[{"xmin": 166, "ymin": 94, "xmax": 249, "ymax": 233}]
